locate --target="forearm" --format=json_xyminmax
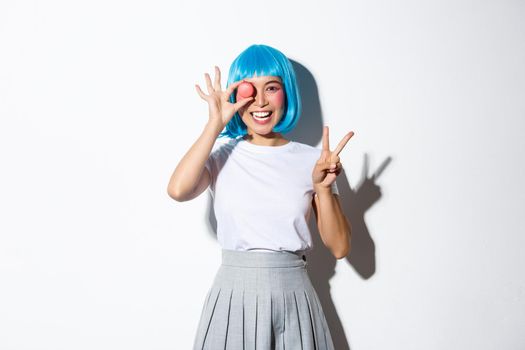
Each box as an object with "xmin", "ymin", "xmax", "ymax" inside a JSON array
[
  {"xmin": 167, "ymin": 121, "xmax": 222, "ymax": 200},
  {"xmin": 314, "ymin": 186, "xmax": 352, "ymax": 259}
]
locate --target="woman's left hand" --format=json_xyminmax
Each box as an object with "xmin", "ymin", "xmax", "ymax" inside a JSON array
[{"xmin": 312, "ymin": 126, "xmax": 354, "ymax": 190}]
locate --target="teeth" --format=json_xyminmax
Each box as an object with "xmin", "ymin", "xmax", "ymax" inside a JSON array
[{"xmin": 252, "ymin": 112, "xmax": 271, "ymax": 118}]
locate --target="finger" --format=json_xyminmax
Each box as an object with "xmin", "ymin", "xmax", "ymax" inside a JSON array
[
  {"xmin": 328, "ymin": 154, "xmax": 340, "ymax": 164},
  {"xmin": 224, "ymin": 80, "xmax": 246, "ymax": 101},
  {"xmin": 328, "ymin": 162, "xmax": 342, "ymax": 173},
  {"xmin": 371, "ymin": 156, "xmax": 391, "ymax": 181},
  {"xmin": 205, "ymin": 73, "xmax": 214, "ymax": 94},
  {"xmin": 233, "ymin": 96, "xmax": 254, "ymax": 111},
  {"xmin": 332, "ymin": 131, "xmax": 355, "ymax": 156},
  {"xmin": 322, "ymin": 126, "xmax": 330, "ymax": 151},
  {"xmin": 361, "ymin": 153, "xmax": 369, "ymax": 180},
  {"xmin": 213, "ymin": 66, "xmax": 222, "ymax": 91},
  {"xmin": 195, "ymin": 84, "xmax": 208, "ymax": 100},
  {"xmin": 316, "ymin": 161, "xmax": 335, "ymax": 172}
]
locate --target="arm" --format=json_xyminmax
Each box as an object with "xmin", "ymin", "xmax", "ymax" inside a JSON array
[
  {"xmin": 312, "ymin": 189, "xmax": 352, "ymax": 259},
  {"xmin": 166, "ymin": 121, "xmax": 222, "ymax": 202},
  {"xmin": 166, "ymin": 66, "xmax": 253, "ymax": 202},
  {"xmin": 311, "ymin": 125, "xmax": 355, "ymax": 259}
]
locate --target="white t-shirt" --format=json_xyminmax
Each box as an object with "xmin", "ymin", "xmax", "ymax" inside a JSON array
[{"xmin": 204, "ymin": 137, "xmax": 339, "ymax": 253}]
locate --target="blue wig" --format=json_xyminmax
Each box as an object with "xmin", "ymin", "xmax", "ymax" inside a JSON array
[{"xmin": 218, "ymin": 44, "xmax": 302, "ymax": 139}]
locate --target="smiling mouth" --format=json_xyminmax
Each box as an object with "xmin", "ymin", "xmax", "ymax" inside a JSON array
[{"xmin": 250, "ymin": 111, "xmax": 272, "ymax": 120}]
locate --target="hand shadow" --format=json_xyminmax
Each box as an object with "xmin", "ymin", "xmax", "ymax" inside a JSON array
[
  {"xmin": 289, "ymin": 60, "xmax": 392, "ymax": 349},
  {"xmin": 305, "ymin": 154, "xmax": 390, "ymax": 349}
]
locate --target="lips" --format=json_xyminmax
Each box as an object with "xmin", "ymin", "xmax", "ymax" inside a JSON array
[
  {"xmin": 250, "ymin": 111, "xmax": 272, "ymax": 117},
  {"xmin": 251, "ymin": 111, "xmax": 273, "ymax": 124}
]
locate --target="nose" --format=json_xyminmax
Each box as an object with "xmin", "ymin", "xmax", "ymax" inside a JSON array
[{"xmin": 254, "ymin": 89, "xmax": 267, "ymax": 107}]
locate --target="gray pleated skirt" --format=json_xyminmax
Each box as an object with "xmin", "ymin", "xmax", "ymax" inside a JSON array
[{"xmin": 193, "ymin": 249, "xmax": 334, "ymax": 350}]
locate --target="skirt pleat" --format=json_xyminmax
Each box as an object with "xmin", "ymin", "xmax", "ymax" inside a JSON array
[
  {"xmin": 304, "ymin": 290, "xmax": 331, "ymax": 350},
  {"xmin": 256, "ymin": 293, "xmax": 272, "ymax": 349},
  {"xmin": 272, "ymin": 292, "xmax": 286, "ymax": 350},
  {"xmin": 312, "ymin": 291, "xmax": 334, "ymax": 350},
  {"xmin": 243, "ymin": 291, "xmax": 257, "ymax": 350},
  {"xmin": 204, "ymin": 288, "xmax": 232, "ymax": 349},
  {"xmin": 284, "ymin": 291, "xmax": 303, "ymax": 349},
  {"xmin": 193, "ymin": 249, "xmax": 335, "ymax": 350},
  {"xmin": 225, "ymin": 289, "xmax": 244, "ymax": 349},
  {"xmin": 294, "ymin": 290, "xmax": 316, "ymax": 350},
  {"xmin": 194, "ymin": 287, "xmax": 222, "ymax": 350}
]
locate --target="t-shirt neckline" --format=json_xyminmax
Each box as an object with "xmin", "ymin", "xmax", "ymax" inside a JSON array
[{"xmin": 236, "ymin": 137, "xmax": 295, "ymax": 153}]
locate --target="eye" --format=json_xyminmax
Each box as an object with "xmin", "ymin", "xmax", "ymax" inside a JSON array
[{"xmin": 267, "ymin": 85, "xmax": 280, "ymax": 92}]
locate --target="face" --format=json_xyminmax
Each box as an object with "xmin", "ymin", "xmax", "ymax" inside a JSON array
[{"xmin": 236, "ymin": 75, "xmax": 286, "ymax": 136}]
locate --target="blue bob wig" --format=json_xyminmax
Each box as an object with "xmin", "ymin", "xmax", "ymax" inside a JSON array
[{"xmin": 218, "ymin": 44, "xmax": 302, "ymax": 139}]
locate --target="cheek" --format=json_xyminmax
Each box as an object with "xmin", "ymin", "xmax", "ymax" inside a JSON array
[{"xmin": 270, "ymin": 89, "xmax": 285, "ymax": 109}]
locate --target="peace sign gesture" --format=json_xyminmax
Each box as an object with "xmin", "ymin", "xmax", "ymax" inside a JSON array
[{"xmin": 312, "ymin": 126, "xmax": 355, "ymax": 190}]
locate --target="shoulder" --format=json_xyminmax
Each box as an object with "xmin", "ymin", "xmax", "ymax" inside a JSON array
[
  {"xmin": 211, "ymin": 137, "xmax": 238, "ymax": 153},
  {"xmin": 206, "ymin": 138, "xmax": 238, "ymax": 169},
  {"xmin": 290, "ymin": 141, "xmax": 322, "ymax": 156},
  {"xmin": 284, "ymin": 141, "xmax": 323, "ymax": 166}
]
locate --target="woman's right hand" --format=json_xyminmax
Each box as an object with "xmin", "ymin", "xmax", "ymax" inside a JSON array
[{"xmin": 195, "ymin": 66, "xmax": 253, "ymax": 130}]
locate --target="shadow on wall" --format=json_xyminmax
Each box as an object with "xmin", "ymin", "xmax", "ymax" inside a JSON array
[
  {"xmin": 205, "ymin": 59, "xmax": 392, "ymax": 350},
  {"xmin": 290, "ymin": 60, "xmax": 391, "ymax": 350}
]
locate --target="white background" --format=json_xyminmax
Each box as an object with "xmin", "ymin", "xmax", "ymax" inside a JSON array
[{"xmin": 1, "ymin": 0, "xmax": 524, "ymax": 349}]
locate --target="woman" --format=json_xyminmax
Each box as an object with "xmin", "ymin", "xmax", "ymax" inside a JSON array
[{"xmin": 167, "ymin": 44, "xmax": 354, "ymax": 349}]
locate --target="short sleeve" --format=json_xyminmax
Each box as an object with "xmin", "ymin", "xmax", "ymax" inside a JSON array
[
  {"xmin": 204, "ymin": 153, "xmax": 213, "ymax": 177},
  {"xmin": 204, "ymin": 140, "xmax": 233, "ymax": 194},
  {"xmin": 204, "ymin": 148, "xmax": 220, "ymax": 194}
]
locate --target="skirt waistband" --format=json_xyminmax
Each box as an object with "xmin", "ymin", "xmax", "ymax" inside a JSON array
[{"xmin": 221, "ymin": 249, "xmax": 307, "ymax": 268}]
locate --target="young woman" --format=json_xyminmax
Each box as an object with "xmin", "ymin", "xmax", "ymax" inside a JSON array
[{"xmin": 167, "ymin": 44, "xmax": 354, "ymax": 350}]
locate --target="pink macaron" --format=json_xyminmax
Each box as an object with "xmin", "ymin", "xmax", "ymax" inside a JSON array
[{"xmin": 237, "ymin": 81, "xmax": 255, "ymax": 99}]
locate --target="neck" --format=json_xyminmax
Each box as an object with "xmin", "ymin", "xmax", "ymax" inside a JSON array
[{"xmin": 243, "ymin": 132, "xmax": 289, "ymax": 146}]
